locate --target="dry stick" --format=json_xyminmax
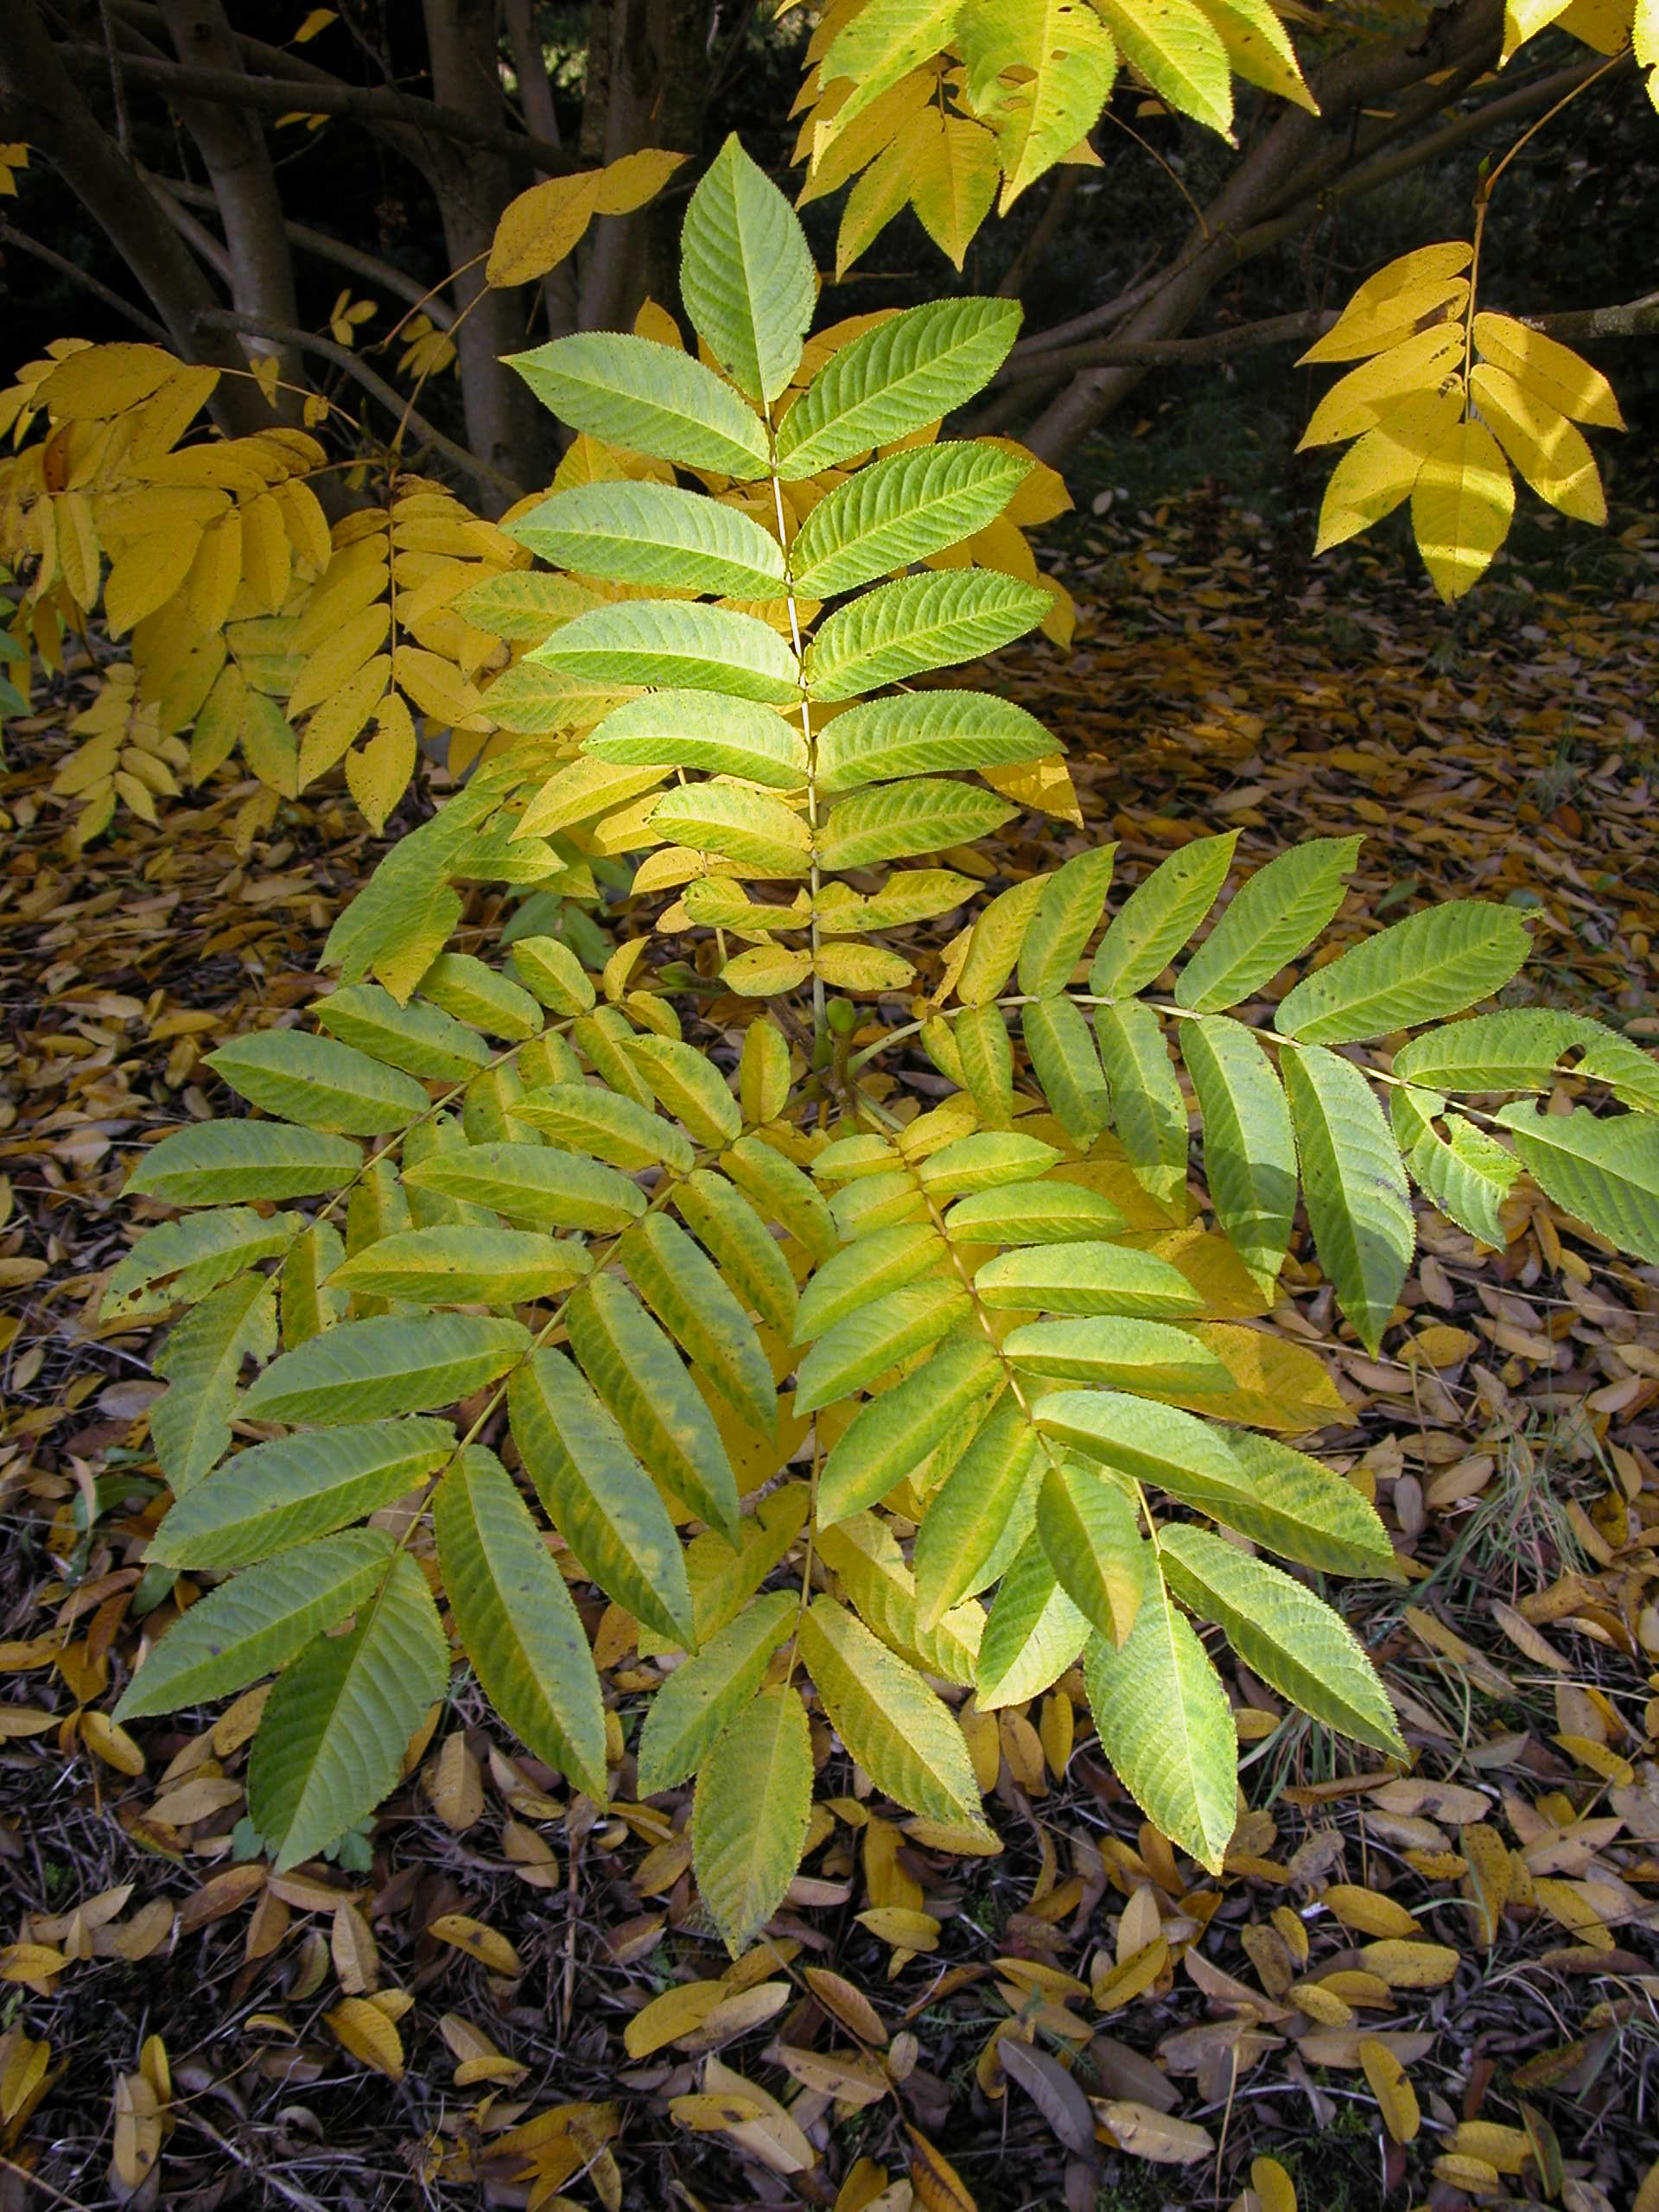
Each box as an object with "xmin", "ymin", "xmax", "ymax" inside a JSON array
[
  {"xmin": 189, "ymin": 305, "xmax": 524, "ymax": 505},
  {"xmin": 0, "ymin": 218, "xmax": 172, "ymax": 343}
]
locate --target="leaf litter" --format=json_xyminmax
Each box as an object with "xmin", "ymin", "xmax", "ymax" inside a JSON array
[{"xmin": 2, "ymin": 494, "xmax": 1658, "ymax": 2211}]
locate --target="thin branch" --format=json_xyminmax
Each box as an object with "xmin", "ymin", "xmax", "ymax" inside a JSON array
[
  {"xmin": 141, "ymin": 167, "xmax": 232, "ymax": 284},
  {"xmin": 0, "ymin": 216, "xmax": 172, "ymax": 341},
  {"xmin": 190, "ymin": 306, "xmax": 524, "ymax": 504},
  {"xmin": 1526, "ymin": 289, "xmax": 1659, "ymax": 341},
  {"xmin": 60, "ymin": 44, "xmax": 577, "ymax": 178},
  {"xmin": 149, "ymin": 169, "xmax": 454, "ymax": 325},
  {"xmin": 97, "ymin": 0, "xmax": 131, "ymax": 151}
]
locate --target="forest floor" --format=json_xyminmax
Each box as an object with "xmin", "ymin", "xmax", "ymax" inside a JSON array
[{"xmin": 3, "ymin": 491, "xmax": 1659, "ymax": 2212}]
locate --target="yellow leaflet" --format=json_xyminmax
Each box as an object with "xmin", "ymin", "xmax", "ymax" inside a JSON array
[
  {"xmin": 1638, "ymin": 0, "xmax": 1659, "ymax": 107},
  {"xmin": 54, "ymin": 491, "xmax": 100, "ymax": 612},
  {"xmin": 1410, "ymin": 417, "xmax": 1515, "ymax": 604},
  {"xmin": 105, "ymin": 526, "xmax": 200, "ymax": 636},
  {"xmin": 1096, "ymin": 0, "xmax": 1235, "ymax": 142},
  {"xmin": 347, "ymin": 695, "xmax": 417, "ymax": 833},
  {"xmin": 1302, "ymin": 265, "xmax": 1470, "ymax": 364},
  {"xmin": 798, "ymin": 70, "xmax": 934, "ymax": 202},
  {"xmin": 240, "ymin": 491, "xmax": 292, "ymax": 614},
  {"xmin": 1554, "ymin": 0, "xmax": 1633, "ymax": 49},
  {"xmin": 836, "ymin": 106, "xmax": 934, "ymax": 277},
  {"xmin": 982, "ymin": 753, "xmax": 1081, "ymax": 823},
  {"xmin": 41, "ymin": 341, "xmax": 175, "ymax": 418},
  {"xmin": 1313, "ymin": 385, "xmax": 1464, "ymax": 554},
  {"xmin": 298, "ymin": 656, "xmax": 390, "ymax": 785},
  {"xmin": 186, "ymin": 510, "xmax": 244, "ymax": 638},
  {"xmin": 1298, "ymin": 322, "xmax": 1464, "ymax": 449},
  {"xmin": 909, "ymin": 113, "xmax": 1001, "ymax": 269},
  {"xmin": 1501, "ymin": 0, "xmax": 1574, "ymax": 59},
  {"xmin": 594, "ymin": 147, "xmax": 688, "ymax": 216},
  {"xmin": 1469, "ymin": 364, "xmax": 1606, "ymax": 524},
  {"xmin": 1471, "ymin": 312, "xmax": 1625, "ymax": 428},
  {"xmin": 488, "ymin": 171, "xmax": 600, "ymax": 287},
  {"xmin": 1192, "ymin": 0, "xmax": 1317, "ymax": 112}
]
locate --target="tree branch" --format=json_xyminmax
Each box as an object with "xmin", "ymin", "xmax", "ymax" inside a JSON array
[
  {"xmin": 190, "ymin": 305, "xmax": 524, "ymax": 506},
  {"xmin": 1526, "ymin": 290, "xmax": 1659, "ymax": 341},
  {"xmin": 150, "ymin": 171, "xmax": 455, "ymax": 326},
  {"xmin": 0, "ymin": 217, "xmax": 171, "ymax": 342},
  {"xmin": 60, "ymin": 43, "xmax": 577, "ymax": 177}
]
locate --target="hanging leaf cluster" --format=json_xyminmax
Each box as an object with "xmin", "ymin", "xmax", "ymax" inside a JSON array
[{"xmin": 1300, "ymin": 243, "xmax": 1626, "ymax": 601}]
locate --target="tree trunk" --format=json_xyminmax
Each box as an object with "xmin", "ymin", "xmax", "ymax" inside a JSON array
[
  {"xmin": 157, "ymin": 0, "xmax": 304, "ymax": 394},
  {"xmin": 1021, "ymin": 0, "xmax": 1506, "ymax": 463},
  {"xmin": 503, "ymin": 0, "xmax": 578, "ymax": 341},
  {"xmin": 576, "ymin": 0, "xmax": 712, "ymax": 334},
  {"xmin": 0, "ymin": 0, "xmax": 278, "ymax": 437},
  {"xmin": 421, "ymin": 0, "xmax": 551, "ymax": 506}
]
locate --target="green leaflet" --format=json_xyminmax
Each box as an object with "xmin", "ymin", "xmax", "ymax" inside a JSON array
[
  {"xmin": 1096, "ymin": 0, "xmax": 1232, "ymax": 136},
  {"xmin": 574, "ymin": 1010, "xmax": 657, "ymax": 1112},
  {"xmin": 721, "ymin": 1136, "xmax": 839, "ymax": 1265},
  {"xmin": 650, "ymin": 784, "xmax": 814, "ymax": 876},
  {"xmin": 621, "ymin": 1213, "xmax": 779, "ymax": 1440},
  {"xmin": 790, "ymin": 442, "xmax": 1032, "ymax": 598},
  {"xmin": 104, "ymin": 1207, "xmax": 302, "ymax": 1319},
  {"xmin": 1018, "ymin": 847, "xmax": 1117, "ymax": 996},
  {"xmin": 127, "ymin": 1122, "xmax": 362, "ymax": 1206},
  {"xmin": 282, "ymin": 1221, "xmax": 347, "ymax": 1347},
  {"xmin": 1036, "ymin": 1458, "xmax": 1149, "ymax": 1647},
  {"xmin": 1392, "ymin": 1007, "xmax": 1596, "ymax": 1092},
  {"xmin": 658, "ymin": 1484, "xmax": 809, "ymax": 1655},
  {"xmin": 242, "ymin": 1312, "xmax": 531, "ymax": 1427},
  {"xmin": 402, "ymin": 1141, "xmax": 647, "ymax": 1233},
  {"xmin": 421, "ymin": 952, "xmax": 543, "ymax": 1042},
  {"xmin": 247, "ymin": 1548, "xmax": 448, "ymax": 1872},
  {"xmin": 1573, "ymin": 1026, "xmax": 1659, "ymax": 1113},
  {"xmin": 449, "ymin": 569, "xmax": 604, "ymax": 640},
  {"xmin": 793, "ymin": 1221, "xmax": 942, "ymax": 1341},
  {"xmin": 804, "ymin": 569, "xmax": 1051, "ymax": 700},
  {"xmin": 1004, "ymin": 1316, "xmax": 1230, "ymax": 1394},
  {"xmin": 1158, "ymin": 1524, "xmax": 1405, "ymax": 1757},
  {"xmin": 693, "ymin": 1686, "xmax": 814, "ymax": 1957},
  {"xmin": 508, "ymin": 481, "xmax": 786, "ymax": 597},
  {"xmin": 1393, "ymin": 1084, "xmax": 1518, "ymax": 1246},
  {"xmin": 976, "ymin": 1531, "xmax": 1090, "ymax": 1708},
  {"xmin": 815, "ymin": 689, "xmax": 1057, "ymax": 792},
  {"xmin": 673, "ymin": 1169, "xmax": 798, "ymax": 1337},
  {"xmin": 943, "ymin": 1177, "xmax": 1128, "ymax": 1246},
  {"xmin": 817, "ymin": 0, "xmax": 963, "ymax": 142},
  {"xmin": 509, "ymin": 1349, "xmax": 696, "ymax": 1646},
  {"xmin": 1083, "ymin": 1583, "xmax": 1236, "ymax": 1875},
  {"xmin": 506, "ymin": 330, "xmax": 771, "ymax": 479},
  {"xmin": 624, "ymin": 1033, "xmax": 742, "ymax": 1146},
  {"xmin": 777, "ymin": 296, "xmax": 1021, "ymax": 478},
  {"xmin": 681, "ymin": 134, "xmax": 816, "ymax": 404},
  {"xmin": 528, "ymin": 601, "xmax": 800, "ymax": 704},
  {"xmin": 510, "ymin": 935, "xmax": 596, "ymax": 1017},
  {"xmin": 1175, "ymin": 836, "xmax": 1363, "ymax": 1013},
  {"xmin": 635, "ymin": 1590, "xmax": 796, "ymax": 1796},
  {"xmin": 1035, "ymin": 1387, "xmax": 1243, "ymax": 1497},
  {"xmin": 957, "ymin": 874, "xmax": 1052, "ymax": 1004},
  {"xmin": 798, "ymin": 1594, "xmax": 985, "ymax": 1825},
  {"xmin": 565, "ymin": 1272, "xmax": 742, "ymax": 1543},
  {"xmin": 114, "ymin": 1529, "xmax": 394, "ymax": 1719},
  {"xmin": 955, "ymin": 1003, "xmax": 1015, "ymax": 1126},
  {"xmin": 817, "ymin": 869, "xmax": 978, "ymax": 933},
  {"xmin": 434, "ymin": 1446, "xmax": 608, "ymax": 1803},
  {"xmin": 1180, "ymin": 1015, "xmax": 1297, "ymax": 1293},
  {"xmin": 205, "ymin": 1030, "xmax": 430, "ymax": 1136},
  {"xmin": 817, "ymin": 779, "xmax": 1017, "ymax": 869},
  {"xmin": 915, "ymin": 1131, "xmax": 1059, "ymax": 1198},
  {"xmin": 1275, "ymin": 900, "xmax": 1532, "ymax": 1044},
  {"xmin": 914, "ymin": 1391, "xmax": 1043, "ymax": 1628},
  {"xmin": 328, "ymin": 1226, "xmax": 591, "ymax": 1306},
  {"xmin": 958, "ymin": 0, "xmax": 1120, "ymax": 207},
  {"xmin": 586, "ymin": 691, "xmax": 807, "ymax": 790},
  {"xmin": 1497, "ymin": 1100, "xmax": 1659, "ymax": 1262},
  {"xmin": 1217, "ymin": 1430, "xmax": 1395, "ymax": 1577},
  {"xmin": 815, "ymin": 1512, "xmax": 983, "ymax": 1683},
  {"xmin": 512, "ymin": 1085, "xmax": 694, "ymax": 1174},
  {"xmin": 1023, "ymin": 995, "xmax": 1109, "ymax": 1145},
  {"xmin": 794, "ymin": 1278, "xmax": 972, "ymax": 1414},
  {"xmin": 150, "ymin": 1273, "xmax": 276, "ymax": 1494},
  {"xmin": 975, "ymin": 1241, "xmax": 1202, "ymax": 1317},
  {"xmin": 1282, "ymin": 1044, "xmax": 1414, "ymax": 1355},
  {"xmin": 818, "ymin": 1330, "xmax": 1001, "ymax": 1524},
  {"xmin": 148, "ymin": 1419, "xmax": 455, "ymax": 1569},
  {"xmin": 1090, "ymin": 830, "xmax": 1238, "ymax": 1000},
  {"xmin": 1096, "ymin": 1001, "xmax": 1188, "ymax": 1212}
]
